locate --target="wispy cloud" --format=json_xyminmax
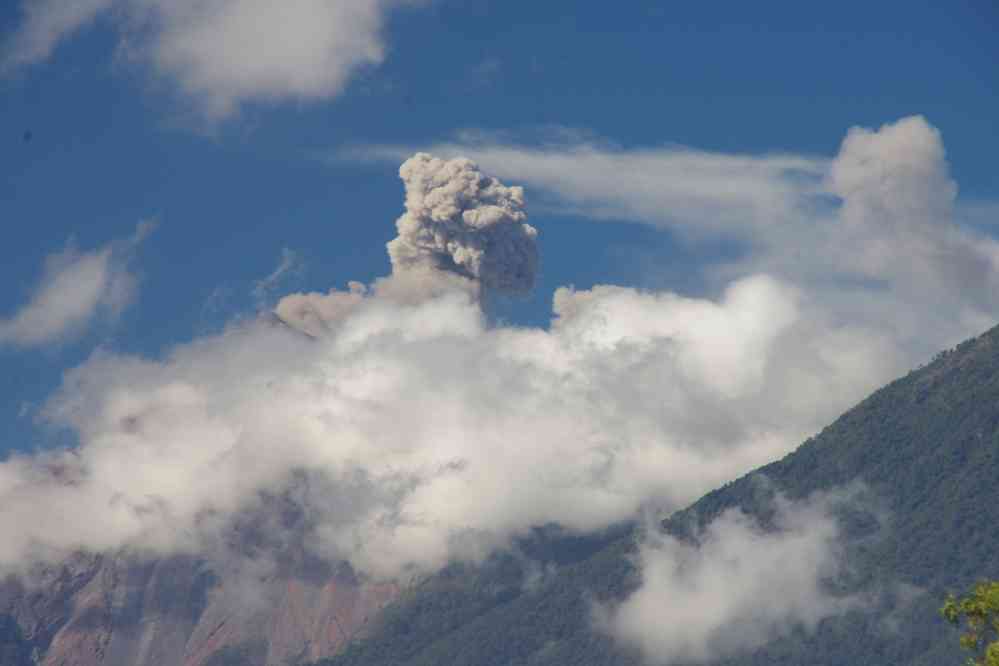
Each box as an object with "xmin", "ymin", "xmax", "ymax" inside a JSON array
[
  {"xmin": 345, "ymin": 130, "xmax": 829, "ymax": 238},
  {"xmin": 0, "ymin": 221, "xmax": 153, "ymax": 348},
  {"xmin": 1, "ymin": 0, "xmax": 112, "ymax": 69},
  {"xmin": 252, "ymin": 248, "xmax": 305, "ymax": 306}
]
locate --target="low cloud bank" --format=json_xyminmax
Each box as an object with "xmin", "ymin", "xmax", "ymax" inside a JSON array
[
  {"xmin": 606, "ymin": 490, "xmax": 859, "ymax": 664},
  {"xmin": 0, "ymin": 155, "xmax": 879, "ymax": 583}
]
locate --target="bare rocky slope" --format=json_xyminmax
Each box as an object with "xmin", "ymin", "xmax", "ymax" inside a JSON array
[{"xmin": 0, "ymin": 551, "xmax": 396, "ymax": 666}]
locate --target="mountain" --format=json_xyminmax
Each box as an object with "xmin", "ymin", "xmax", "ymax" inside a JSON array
[
  {"xmin": 0, "ymin": 546, "xmax": 397, "ymax": 666},
  {"xmin": 4, "ymin": 323, "xmax": 999, "ymax": 665},
  {"xmin": 311, "ymin": 325, "xmax": 999, "ymax": 666}
]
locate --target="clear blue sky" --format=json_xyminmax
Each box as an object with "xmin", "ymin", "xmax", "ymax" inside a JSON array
[{"xmin": 1, "ymin": 0, "xmax": 997, "ymax": 456}]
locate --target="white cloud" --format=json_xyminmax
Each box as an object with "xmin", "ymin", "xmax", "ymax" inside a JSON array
[
  {"xmin": 0, "ymin": 221, "xmax": 152, "ymax": 348},
  {"xmin": 4, "ymin": 0, "xmax": 414, "ymax": 117},
  {"xmin": 606, "ymin": 490, "xmax": 858, "ymax": 664},
  {"xmin": 0, "ymin": 157, "xmax": 893, "ymax": 581},
  {"xmin": 3, "ymin": 269, "xmax": 855, "ymax": 580}
]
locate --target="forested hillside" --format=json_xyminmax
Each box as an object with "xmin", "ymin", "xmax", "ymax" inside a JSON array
[{"xmin": 315, "ymin": 324, "xmax": 999, "ymax": 666}]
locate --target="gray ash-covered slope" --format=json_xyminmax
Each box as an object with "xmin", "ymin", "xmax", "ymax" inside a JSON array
[{"xmin": 315, "ymin": 323, "xmax": 999, "ymax": 666}]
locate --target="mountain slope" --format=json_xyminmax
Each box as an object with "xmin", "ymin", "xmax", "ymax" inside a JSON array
[
  {"xmin": 0, "ymin": 551, "xmax": 398, "ymax": 666},
  {"xmin": 316, "ymin": 324, "xmax": 999, "ymax": 666}
]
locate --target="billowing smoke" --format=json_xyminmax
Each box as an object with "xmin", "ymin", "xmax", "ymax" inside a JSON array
[
  {"xmin": 387, "ymin": 153, "xmax": 539, "ymax": 293},
  {"xmin": 274, "ymin": 153, "xmax": 539, "ymax": 334}
]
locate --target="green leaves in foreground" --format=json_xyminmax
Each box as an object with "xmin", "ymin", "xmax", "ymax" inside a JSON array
[{"xmin": 942, "ymin": 580, "xmax": 999, "ymax": 666}]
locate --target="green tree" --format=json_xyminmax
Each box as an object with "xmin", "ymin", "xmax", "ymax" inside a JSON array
[{"xmin": 941, "ymin": 580, "xmax": 999, "ymax": 666}]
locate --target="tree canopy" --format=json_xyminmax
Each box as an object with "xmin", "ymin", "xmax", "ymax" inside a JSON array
[{"xmin": 942, "ymin": 580, "xmax": 999, "ymax": 666}]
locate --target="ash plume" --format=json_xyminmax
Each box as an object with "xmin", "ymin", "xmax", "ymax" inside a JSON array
[{"xmin": 387, "ymin": 153, "xmax": 539, "ymax": 294}]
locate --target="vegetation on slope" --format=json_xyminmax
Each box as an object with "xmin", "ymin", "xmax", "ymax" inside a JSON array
[
  {"xmin": 942, "ymin": 580, "xmax": 999, "ymax": 666},
  {"xmin": 0, "ymin": 614, "xmax": 34, "ymax": 666}
]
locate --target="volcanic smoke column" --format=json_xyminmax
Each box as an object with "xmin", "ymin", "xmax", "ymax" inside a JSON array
[
  {"xmin": 387, "ymin": 153, "xmax": 539, "ymax": 294},
  {"xmin": 274, "ymin": 153, "xmax": 537, "ymax": 336}
]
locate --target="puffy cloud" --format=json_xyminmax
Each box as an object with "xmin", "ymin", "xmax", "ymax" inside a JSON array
[
  {"xmin": 7, "ymin": 268, "xmax": 840, "ymax": 579},
  {"xmin": 606, "ymin": 490, "xmax": 858, "ymax": 664},
  {"xmin": 0, "ymin": 251, "xmax": 896, "ymax": 587},
  {"xmin": 818, "ymin": 117, "xmax": 999, "ymax": 316},
  {"xmin": 829, "ymin": 115, "xmax": 955, "ymax": 229},
  {"xmin": 4, "ymin": 0, "xmax": 413, "ymax": 117},
  {"xmin": 0, "ymin": 221, "xmax": 152, "ymax": 348},
  {"xmin": 552, "ymin": 276, "xmax": 799, "ymax": 398}
]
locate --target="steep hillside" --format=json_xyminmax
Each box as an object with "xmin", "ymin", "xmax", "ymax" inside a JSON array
[
  {"xmin": 0, "ymin": 551, "xmax": 397, "ymax": 666},
  {"xmin": 315, "ymin": 324, "xmax": 999, "ymax": 666}
]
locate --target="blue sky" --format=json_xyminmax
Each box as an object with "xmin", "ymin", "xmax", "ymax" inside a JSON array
[{"xmin": 1, "ymin": 0, "xmax": 997, "ymax": 462}]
